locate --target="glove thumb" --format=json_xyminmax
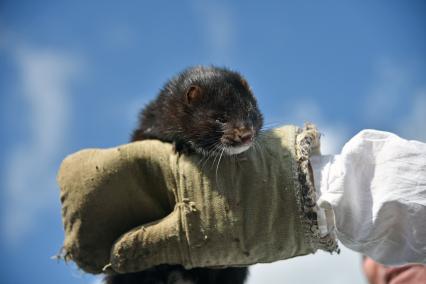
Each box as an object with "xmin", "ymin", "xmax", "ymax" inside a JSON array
[{"xmin": 110, "ymin": 203, "xmax": 196, "ymax": 273}]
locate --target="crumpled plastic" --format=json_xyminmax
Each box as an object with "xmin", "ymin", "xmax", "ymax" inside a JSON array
[{"xmin": 311, "ymin": 130, "xmax": 426, "ymax": 265}]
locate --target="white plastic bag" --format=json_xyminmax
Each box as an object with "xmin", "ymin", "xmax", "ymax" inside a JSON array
[{"xmin": 311, "ymin": 130, "xmax": 426, "ymax": 265}]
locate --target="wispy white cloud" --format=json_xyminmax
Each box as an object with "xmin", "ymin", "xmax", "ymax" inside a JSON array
[
  {"xmin": 397, "ymin": 90, "xmax": 426, "ymax": 142},
  {"xmin": 2, "ymin": 43, "xmax": 82, "ymax": 245},
  {"xmin": 364, "ymin": 59, "xmax": 415, "ymax": 124},
  {"xmin": 363, "ymin": 58, "xmax": 426, "ymax": 141},
  {"xmin": 191, "ymin": 0, "xmax": 235, "ymax": 61},
  {"xmin": 102, "ymin": 23, "xmax": 137, "ymax": 51}
]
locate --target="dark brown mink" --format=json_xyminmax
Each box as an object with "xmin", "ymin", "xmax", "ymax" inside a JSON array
[
  {"xmin": 105, "ymin": 66, "xmax": 263, "ymax": 284},
  {"xmin": 131, "ymin": 65, "xmax": 263, "ymax": 156}
]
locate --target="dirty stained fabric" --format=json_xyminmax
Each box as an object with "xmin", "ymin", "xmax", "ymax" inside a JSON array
[{"xmin": 57, "ymin": 124, "xmax": 338, "ymax": 275}]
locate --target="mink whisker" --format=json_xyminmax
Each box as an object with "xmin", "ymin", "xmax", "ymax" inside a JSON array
[{"xmin": 215, "ymin": 147, "xmax": 225, "ymax": 189}]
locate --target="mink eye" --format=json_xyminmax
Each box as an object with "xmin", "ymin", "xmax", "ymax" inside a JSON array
[{"xmin": 215, "ymin": 118, "xmax": 225, "ymax": 124}]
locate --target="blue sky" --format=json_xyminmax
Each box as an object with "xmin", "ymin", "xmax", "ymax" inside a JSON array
[{"xmin": 0, "ymin": 1, "xmax": 425, "ymax": 284}]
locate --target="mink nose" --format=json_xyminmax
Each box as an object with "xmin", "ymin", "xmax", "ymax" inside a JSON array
[{"xmin": 235, "ymin": 128, "xmax": 254, "ymax": 144}]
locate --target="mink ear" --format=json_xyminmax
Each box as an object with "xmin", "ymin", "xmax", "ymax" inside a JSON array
[
  {"xmin": 186, "ymin": 85, "xmax": 203, "ymax": 104},
  {"xmin": 240, "ymin": 78, "xmax": 251, "ymax": 91}
]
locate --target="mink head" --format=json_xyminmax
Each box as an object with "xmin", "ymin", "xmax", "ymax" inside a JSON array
[{"xmin": 165, "ymin": 66, "xmax": 264, "ymax": 156}]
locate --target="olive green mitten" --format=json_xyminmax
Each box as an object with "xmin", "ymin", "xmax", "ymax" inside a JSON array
[{"xmin": 57, "ymin": 124, "xmax": 338, "ymax": 275}]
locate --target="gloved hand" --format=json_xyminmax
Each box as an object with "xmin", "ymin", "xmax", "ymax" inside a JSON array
[{"xmin": 57, "ymin": 124, "xmax": 338, "ymax": 275}]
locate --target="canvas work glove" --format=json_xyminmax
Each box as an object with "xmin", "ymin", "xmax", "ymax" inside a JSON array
[{"xmin": 57, "ymin": 124, "xmax": 338, "ymax": 275}]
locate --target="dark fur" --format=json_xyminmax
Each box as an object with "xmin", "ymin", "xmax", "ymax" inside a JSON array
[
  {"xmin": 106, "ymin": 66, "xmax": 263, "ymax": 284},
  {"xmin": 131, "ymin": 66, "xmax": 263, "ymax": 155},
  {"xmin": 104, "ymin": 265, "xmax": 248, "ymax": 284}
]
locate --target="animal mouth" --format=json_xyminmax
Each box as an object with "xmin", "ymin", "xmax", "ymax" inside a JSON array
[
  {"xmin": 220, "ymin": 127, "xmax": 255, "ymax": 155},
  {"xmin": 224, "ymin": 143, "xmax": 252, "ymax": 155}
]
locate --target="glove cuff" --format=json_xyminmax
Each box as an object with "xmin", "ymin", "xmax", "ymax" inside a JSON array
[{"xmin": 294, "ymin": 123, "xmax": 339, "ymax": 254}]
